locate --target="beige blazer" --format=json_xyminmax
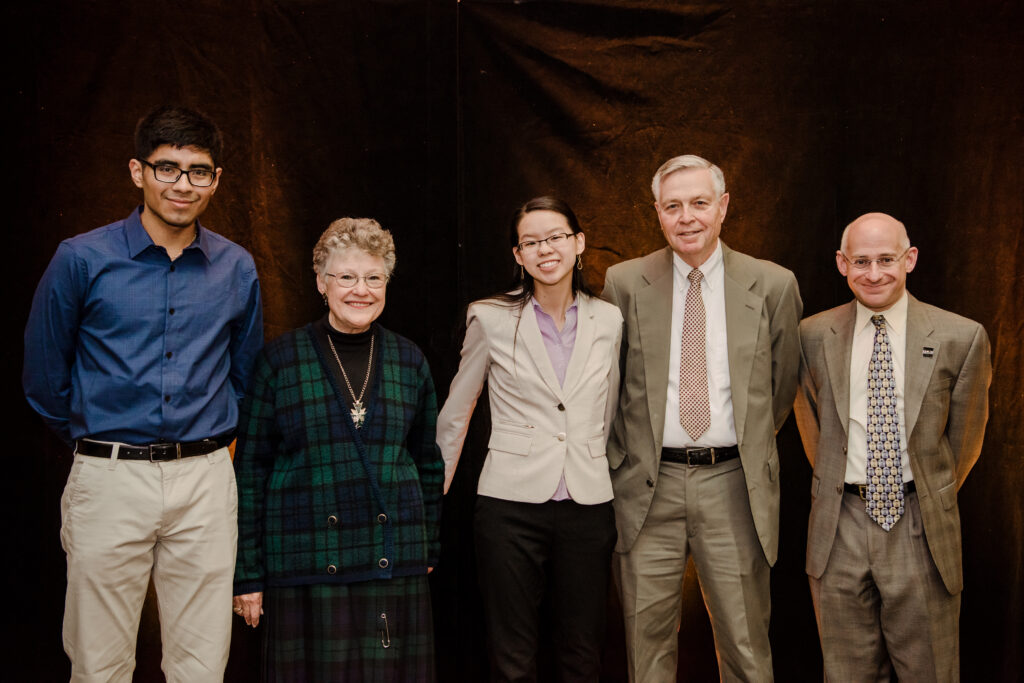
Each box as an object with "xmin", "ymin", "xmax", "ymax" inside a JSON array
[
  {"xmin": 437, "ymin": 293, "xmax": 623, "ymax": 505},
  {"xmin": 794, "ymin": 294, "xmax": 992, "ymax": 593},
  {"xmin": 601, "ymin": 243, "xmax": 803, "ymax": 561}
]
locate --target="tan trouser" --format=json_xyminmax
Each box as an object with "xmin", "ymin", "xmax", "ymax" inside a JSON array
[
  {"xmin": 60, "ymin": 446, "xmax": 237, "ymax": 683},
  {"xmin": 616, "ymin": 457, "xmax": 773, "ymax": 683}
]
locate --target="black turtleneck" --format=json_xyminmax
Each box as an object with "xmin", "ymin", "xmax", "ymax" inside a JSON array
[{"xmin": 313, "ymin": 315, "xmax": 377, "ymax": 407}]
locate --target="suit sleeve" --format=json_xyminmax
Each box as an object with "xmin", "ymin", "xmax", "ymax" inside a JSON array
[
  {"xmin": 436, "ymin": 305, "xmax": 490, "ymax": 493},
  {"xmin": 603, "ymin": 311, "xmax": 624, "ymax": 448},
  {"xmin": 948, "ymin": 323, "xmax": 992, "ymax": 488},
  {"xmin": 769, "ymin": 270, "xmax": 803, "ymax": 432},
  {"xmin": 793, "ymin": 326, "xmax": 821, "ymax": 467},
  {"xmin": 23, "ymin": 242, "xmax": 86, "ymax": 447},
  {"xmin": 601, "ymin": 270, "xmax": 629, "ymax": 469}
]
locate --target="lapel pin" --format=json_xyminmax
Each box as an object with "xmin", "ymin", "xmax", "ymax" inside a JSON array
[{"xmin": 922, "ymin": 347, "xmax": 934, "ymax": 358}]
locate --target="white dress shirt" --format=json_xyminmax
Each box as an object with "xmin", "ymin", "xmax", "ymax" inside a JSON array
[
  {"xmin": 663, "ymin": 241, "xmax": 737, "ymax": 448},
  {"xmin": 846, "ymin": 291, "xmax": 914, "ymax": 484}
]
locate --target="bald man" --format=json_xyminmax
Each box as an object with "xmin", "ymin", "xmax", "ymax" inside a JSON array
[{"xmin": 794, "ymin": 213, "xmax": 991, "ymax": 681}]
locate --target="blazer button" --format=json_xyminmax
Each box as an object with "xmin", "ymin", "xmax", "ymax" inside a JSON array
[
  {"xmin": 378, "ymin": 558, "xmax": 389, "ymax": 568},
  {"xmin": 556, "ymin": 433, "xmax": 566, "ymax": 441},
  {"xmin": 842, "ymin": 446, "xmax": 848, "ymax": 454},
  {"xmin": 327, "ymin": 515, "xmax": 339, "ymax": 527},
  {"xmin": 377, "ymin": 513, "xmax": 388, "ymax": 524},
  {"xmin": 646, "ymin": 479, "xmax": 654, "ymax": 487},
  {"xmin": 835, "ymin": 485, "xmax": 843, "ymax": 494},
  {"xmin": 557, "ymin": 403, "xmax": 565, "ymax": 411},
  {"xmin": 327, "ymin": 564, "xmax": 337, "ymax": 575}
]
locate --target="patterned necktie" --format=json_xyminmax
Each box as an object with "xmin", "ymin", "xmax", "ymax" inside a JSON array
[
  {"xmin": 679, "ymin": 268, "xmax": 710, "ymax": 440},
  {"xmin": 866, "ymin": 314, "xmax": 905, "ymax": 530}
]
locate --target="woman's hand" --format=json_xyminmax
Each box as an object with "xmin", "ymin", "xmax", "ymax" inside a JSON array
[{"xmin": 233, "ymin": 591, "xmax": 264, "ymax": 627}]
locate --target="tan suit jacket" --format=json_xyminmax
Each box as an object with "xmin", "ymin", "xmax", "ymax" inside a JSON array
[
  {"xmin": 437, "ymin": 294, "xmax": 623, "ymax": 504},
  {"xmin": 794, "ymin": 294, "xmax": 992, "ymax": 593},
  {"xmin": 602, "ymin": 243, "xmax": 803, "ymax": 561}
]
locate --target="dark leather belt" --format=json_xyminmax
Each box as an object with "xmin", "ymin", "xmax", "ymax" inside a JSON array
[
  {"xmin": 76, "ymin": 434, "xmax": 234, "ymax": 462},
  {"xmin": 661, "ymin": 445, "xmax": 739, "ymax": 467},
  {"xmin": 844, "ymin": 480, "xmax": 916, "ymax": 500}
]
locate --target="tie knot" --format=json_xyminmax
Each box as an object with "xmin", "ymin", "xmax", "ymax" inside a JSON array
[
  {"xmin": 871, "ymin": 314, "xmax": 886, "ymax": 329},
  {"xmin": 688, "ymin": 268, "xmax": 704, "ymax": 285}
]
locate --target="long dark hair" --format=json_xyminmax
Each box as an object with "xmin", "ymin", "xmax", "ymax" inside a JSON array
[{"xmin": 489, "ymin": 196, "xmax": 593, "ymax": 307}]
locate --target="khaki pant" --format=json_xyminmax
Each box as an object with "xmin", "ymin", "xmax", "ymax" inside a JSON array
[{"xmin": 60, "ymin": 447, "xmax": 237, "ymax": 683}]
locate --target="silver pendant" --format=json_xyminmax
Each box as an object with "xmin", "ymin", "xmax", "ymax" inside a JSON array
[{"xmin": 351, "ymin": 400, "xmax": 367, "ymax": 429}]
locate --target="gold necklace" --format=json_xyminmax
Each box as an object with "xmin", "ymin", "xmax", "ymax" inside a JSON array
[{"xmin": 326, "ymin": 333, "xmax": 374, "ymax": 429}]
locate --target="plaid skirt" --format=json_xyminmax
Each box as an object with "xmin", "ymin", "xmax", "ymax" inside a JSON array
[{"xmin": 262, "ymin": 576, "xmax": 435, "ymax": 682}]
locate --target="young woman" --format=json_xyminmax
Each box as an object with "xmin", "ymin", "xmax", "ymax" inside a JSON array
[{"xmin": 437, "ymin": 197, "xmax": 622, "ymax": 681}]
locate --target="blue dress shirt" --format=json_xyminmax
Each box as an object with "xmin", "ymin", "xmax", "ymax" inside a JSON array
[{"xmin": 24, "ymin": 207, "xmax": 264, "ymax": 447}]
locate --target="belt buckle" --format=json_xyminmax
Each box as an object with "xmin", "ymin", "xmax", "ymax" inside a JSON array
[
  {"xmin": 857, "ymin": 483, "xmax": 868, "ymax": 500},
  {"xmin": 149, "ymin": 442, "xmax": 181, "ymax": 462},
  {"xmin": 686, "ymin": 447, "xmax": 711, "ymax": 466}
]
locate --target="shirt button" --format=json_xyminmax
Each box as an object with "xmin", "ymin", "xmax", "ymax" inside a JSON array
[
  {"xmin": 164, "ymin": 395, "xmax": 171, "ymax": 403},
  {"xmin": 556, "ymin": 433, "xmax": 566, "ymax": 441},
  {"xmin": 165, "ymin": 352, "xmax": 173, "ymax": 359},
  {"xmin": 168, "ymin": 308, "xmax": 175, "ymax": 315},
  {"xmin": 327, "ymin": 564, "xmax": 337, "ymax": 575},
  {"xmin": 557, "ymin": 403, "xmax": 565, "ymax": 411},
  {"xmin": 327, "ymin": 515, "xmax": 338, "ymax": 527},
  {"xmin": 378, "ymin": 558, "xmax": 389, "ymax": 568},
  {"xmin": 169, "ymin": 265, "xmax": 176, "ymax": 272},
  {"xmin": 377, "ymin": 513, "xmax": 387, "ymax": 524}
]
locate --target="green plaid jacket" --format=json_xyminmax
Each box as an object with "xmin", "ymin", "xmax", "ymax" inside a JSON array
[{"xmin": 233, "ymin": 323, "xmax": 442, "ymax": 593}]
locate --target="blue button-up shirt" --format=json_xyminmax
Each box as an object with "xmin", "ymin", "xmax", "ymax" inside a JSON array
[{"xmin": 23, "ymin": 207, "xmax": 264, "ymax": 446}]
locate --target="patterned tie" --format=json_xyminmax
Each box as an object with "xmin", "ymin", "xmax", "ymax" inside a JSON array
[
  {"xmin": 866, "ymin": 314, "xmax": 905, "ymax": 530},
  {"xmin": 679, "ymin": 268, "xmax": 710, "ymax": 440}
]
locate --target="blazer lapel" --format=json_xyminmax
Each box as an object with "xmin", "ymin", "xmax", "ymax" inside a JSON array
[
  {"xmin": 516, "ymin": 300, "xmax": 566, "ymax": 401},
  {"xmin": 722, "ymin": 244, "xmax": 763, "ymax": 445},
  {"xmin": 824, "ymin": 302, "xmax": 856, "ymax": 439},
  {"xmin": 562, "ymin": 295, "xmax": 595, "ymax": 394},
  {"xmin": 637, "ymin": 248, "xmax": 674, "ymax": 441},
  {"xmin": 904, "ymin": 294, "xmax": 937, "ymax": 439}
]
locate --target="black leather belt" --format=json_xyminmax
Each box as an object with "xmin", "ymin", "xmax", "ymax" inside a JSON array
[
  {"xmin": 844, "ymin": 480, "xmax": 916, "ymax": 500},
  {"xmin": 661, "ymin": 445, "xmax": 739, "ymax": 467},
  {"xmin": 76, "ymin": 434, "xmax": 234, "ymax": 462}
]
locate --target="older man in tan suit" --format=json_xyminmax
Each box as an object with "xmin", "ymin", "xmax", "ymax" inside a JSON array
[
  {"xmin": 602, "ymin": 155, "xmax": 802, "ymax": 681},
  {"xmin": 794, "ymin": 213, "xmax": 991, "ymax": 682}
]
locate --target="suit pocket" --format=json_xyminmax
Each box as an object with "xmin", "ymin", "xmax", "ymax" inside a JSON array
[
  {"xmin": 938, "ymin": 480, "xmax": 957, "ymax": 510},
  {"xmin": 587, "ymin": 435, "xmax": 606, "ymax": 459},
  {"xmin": 488, "ymin": 428, "xmax": 533, "ymax": 456}
]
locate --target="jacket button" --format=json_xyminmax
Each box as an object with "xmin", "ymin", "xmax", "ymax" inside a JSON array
[
  {"xmin": 556, "ymin": 433, "xmax": 566, "ymax": 441},
  {"xmin": 378, "ymin": 558, "xmax": 389, "ymax": 568},
  {"xmin": 836, "ymin": 485, "xmax": 843, "ymax": 494},
  {"xmin": 842, "ymin": 446, "xmax": 848, "ymax": 454},
  {"xmin": 377, "ymin": 513, "xmax": 387, "ymax": 524},
  {"xmin": 646, "ymin": 479, "xmax": 654, "ymax": 487},
  {"xmin": 327, "ymin": 564, "xmax": 337, "ymax": 575},
  {"xmin": 557, "ymin": 403, "xmax": 565, "ymax": 411},
  {"xmin": 327, "ymin": 515, "xmax": 338, "ymax": 527}
]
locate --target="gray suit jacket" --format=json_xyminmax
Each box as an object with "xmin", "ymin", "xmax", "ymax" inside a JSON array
[
  {"xmin": 794, "ymin": 294, "xmax": 992, "ymax": 593},
  {"xmin": 602, "ymin": 243, "xmax": 803, "ymax": 562}
]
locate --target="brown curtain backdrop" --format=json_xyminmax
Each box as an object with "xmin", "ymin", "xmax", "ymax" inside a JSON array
[{"xmin": 6, "ymin": 1, "xmax": 1020, "ymax": 680}]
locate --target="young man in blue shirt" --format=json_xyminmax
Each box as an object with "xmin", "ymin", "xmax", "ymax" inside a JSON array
[{"xmin": 24, "ymin": 105, "xmax": 263, "ymax": 682}]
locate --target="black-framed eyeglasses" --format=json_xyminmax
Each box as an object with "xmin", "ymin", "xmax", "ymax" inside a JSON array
[
  {"xmin": 140, "ymin": 160, "xmax": 217, "ymax": 187},
  {"xmin": 516, "ymin": 232, "xmax": 576, "ymax": 253},
  {"xmin": 841, "ymin": 248, "xmax": 911, "ymax": 271},
  {"xmin": 324, "ymin": 272, "xmax": 389, "ymax": 289}
]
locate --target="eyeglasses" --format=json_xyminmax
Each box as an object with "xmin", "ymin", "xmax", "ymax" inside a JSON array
[
  {"xmin": 841, "ymin": 248, "xmax": 910, "ymax": 270},
  {"xmin": 140, "ymin": 160, "xmax": 217, "ymax": 187},
  {"xmin": 323, "ymin": 272, "xmax": 389, "ymax": 289},
  {"xmin": 516, "ymin": 232, "xmax": 576, "ymax": 253}
]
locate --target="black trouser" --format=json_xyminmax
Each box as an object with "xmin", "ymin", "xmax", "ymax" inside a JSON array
[{"xmin": 474, "ymin": 495, "xmax": 617, "ymax": 683}]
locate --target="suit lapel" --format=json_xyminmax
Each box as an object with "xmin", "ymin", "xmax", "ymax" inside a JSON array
[
  {"xmin": 721, "ymin": 244, "xmax": 763, "ymax": 445},
  {"xmin": 637, "ymin": 248, "xmax": 674, "ymax": 441},
  {"xmin": 562, "ymin": 295, "xmax": 594, "ymax": 395},
  {"xmin": 516, "ymin": 299, "xmax": 566, "ymax": 401},
  {"xmin": 824, "ymin": 302, "xmax": 856, "ymax": 439},
  {"xmin": 904, "ymin": 294, "xmax": 937, "ymax": 438}
]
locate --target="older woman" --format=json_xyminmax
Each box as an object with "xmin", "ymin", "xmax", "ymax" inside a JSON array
[{"xmin": 232, "ymin": 217, "xmax": 442, "ymax": 682}]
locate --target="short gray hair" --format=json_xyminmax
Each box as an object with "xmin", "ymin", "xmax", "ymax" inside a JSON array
[
  {"xmin": 839, "ymin": 213, "xmax": 911, "ymax": 254},
  {"xmin": 312, "ymin": 217, "xmax": 396, "ymax": 276},
  {"xmin": 651, "ymin": 155, "xmax": 726, "ymax": 203}
]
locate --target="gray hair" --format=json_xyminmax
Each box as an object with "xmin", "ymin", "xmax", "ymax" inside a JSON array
[
  {"xmin": 651, "ymin": 155, "xmax": 726, "ymax": 203},
  {"xmin": 839, "ymin": 213, "xmax": 911, "ymax": 253},
  {"xmin": 312, "ymin": 217, "xmax": 396, "ymax": 276}
]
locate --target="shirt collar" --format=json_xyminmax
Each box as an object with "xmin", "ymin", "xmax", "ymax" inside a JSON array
[
  {"xmin": 531, "ymin": 296, "xmax": 578, "ymax": 316},
  {"xmin": 126, "ymin": 206, "xmax": 210, "ymax": 261},
  {"xmin": 672, "ymin": 239, "xmax": 723, "ymax": 292},
  {"xmin": 855, "ymin": 290, "xmax": 908, "ymax": 337}
]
